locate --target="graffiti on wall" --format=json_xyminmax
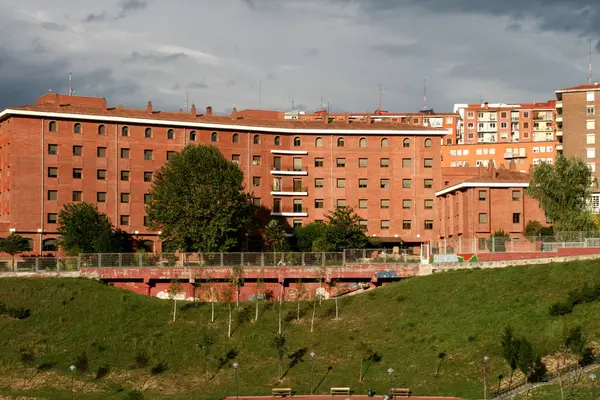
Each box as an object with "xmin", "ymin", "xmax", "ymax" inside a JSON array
[{"xmin": 429, "ymin": 254, "xmax": 479, "ymax": 264}]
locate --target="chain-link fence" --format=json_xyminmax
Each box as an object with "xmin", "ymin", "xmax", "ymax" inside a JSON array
[{"xmin": 0, "ymin": 257, "xmax": 80, "ymax": 272}]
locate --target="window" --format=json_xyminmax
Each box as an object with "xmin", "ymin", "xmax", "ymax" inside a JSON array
[
  {"xmin": 424, "ymin": 220, "xmax": 434, "ymax": 230},
  {"xmin": 403, "ymin": 220, "xmax": 412, "ymax": 230},
  {"xmin": 73, "ymin": 168, "xmax": 82, "ymax": 179},
  {"xmin": 402, "ymin": 158, "xmax": 411, "ymax": 168},
  {"xmin": 587, "ymin": 91, "xmax": 595, "ymax": 102},
  {"xmin": 402, "ymin": 179, "xmax": 412, "ymax": 188},
  {"xmin": 337, "ymin": 137, "xmax": 345, "ymax": 147},
  {"xmin": 512, "ymin": 190, "xmax": 521, "ymax": 201},
  {"xmin": 523, "ymin": 112, "xmax": 529, "ymax": 118},
  {"xmin": 73, "ymin": 123, "xmax": 81, "ymax": 134},
  {"xmin": 587, "ymin": 120, "xmax": 596, "ymax": 130},
  {"xmin": 359, "ymin": 137, "xmax": 367, "ymax": 147},
  {"xmin": 189, "ymin": 131, "xmax": 197, "ymax": 141},
  {"xmin": 424, "ymin": 199, "xmax": 434, "ymax": 209},
  {"xmin": 121, "ymin": 148, "xmax": 130, "ymax": 159},
  {"xmin": 359, "ymin": 220, "xmax": 368, "ymax": 228},
  {"xmin": 381, "ymin": 138, "xmax": 389, "ymax": 148},
  {"xmin": 380, "ymin": 179, "xmax": 390, "ymax": 189},
  {"xmin": 97, "ymin": 169, "xmax": 106, "ymax": 180},
  {"xmin": 232, "ymin": 133, "xmax": 239, "ymax": 143},
  {"xmin": 359, "ymin": 179, "xmax": 368, "ymax": 188},
  {"xmin": 315, "ymin": 137, "xmax": 323, "ymax": 147},
  {"xmin": 97, "ymin": 192, "xmax": 107, "ymax": 202},
  {"xmin": 97, "ymin": 147, "xmax": 107, "ymax": 158},
  {"xmin": 479, "ymin": 213, "xmax": 488, "ymax": 224},
  {"xmin": 403, "ymin": 138, "xmax": 410, "ymax": 148},
  {"xmin": 315, "ymin": 199, "xmax": 324, "ymax": 208},
  {"xmin": 381, "ymin": 158, "xmax": 390, "ymax": 168},
  {"xmin": 253, "ymin": 176, "xmax": 261, "ymax": 187},
  {"xmin": 252, "ymin": 197, "xmax": 261, "ymax": 207},
  {"xmin": 293, "ymin": 220, "xmax": 302, "ymax": 229},
  {"xmin": 523, "ymin": 122, "xmax": 529, "ymax": 129},
  {"xmin": 121, "ymin": 170, "xmax": 130, "ymax": 181},
  {"xmin": 587, "ymin": 148, "xmax": 596, "ymax": 159},
  {"xmin": 48, "ymin": 144, "xmax": 58, "ymax": 155},
  {"xmin": 232, "ymin": 155, "xmax": 240, "ymax": 164},
  {"xmin": 211, "ymin": 132, "xmax": 218, "ymax": 142},
  {"xmin": 47, "ymin": 190, "xmax": 57, "ymax": 200},
  {"xmin": 501, "ymin": 122, "xmax": 507, "ymax": 128},
  {"xmin": 337, "ymin": 178, "xmax": 346, "ymax": 188},
  {"xmin": 315, "ymin": 178, "xmax": 324, "ymax": 188},
  {"xmin": 587, "ymin": 134, "xmax": 596, "ymax": 144},
  {"xmin": 294, "ymin": 137, "xmax": 301, "ymax": 146},
  {"xmin": 586, "ymin": 107, "xmax": 593, "ymax": 116},
  {"xmin": 424, "ymin": 138, "xmax": 432, "ymax": 148},
  {"xmin": 273, "ymin": 156, "xmax": 281, "ymax": 170},
  {"xmin": 315, "ymin": 158, "xmax": 324, "ymax": 167},
  {"xmin": 253, "ymin": 135, "xmax": 260, "ymax": 145},
  {"xmin": 145, "ymin": 128, "xmax": 152, "ymax": 138},
  {"xmin": 424, "ymin": 179, "xmax": 433, "ymax": 188},
  {"xmin": 402, "ymin": 199, "xmax": 412, "ymax": 209},
  {"xmin": 359, "ymin": 199, "xmax": 367, "ymax": 209},
  {"xmin": 381, "ymin": 199, "xmax": 390, "ymax": 209},
  {"xmin": 121, "ymin": 126, "xmax": 129, "ymax": 137},
  {"xmin": 120, "ymin": 193, "xmax": 130, "ymax": 203},
  {"xmin": 501, "ymin": 112, "xmax": 507, "ymax": 118},
  {"xmin": 293, "ymin": 158, "xmax": 302, "ymax": 171},
  {"xmin": 41, "ymin": 238, "xmax": 57, "ymax": 252},
  {"xmin": 424, "ymin": 158, "xmax": 434, "ymax": 168},
  {"xmin": 336, "ymin": 158, "xmax": 346, "ymax": 168},
  {"xmin": 167, "ymin": 151, "xmax": 176, "ymax": 161},
  {"xmin": 47, "ymin": 213, "xmax": 58, "ymax": 224},
  {"xmin": 293, "ymin": 199, "xmax": 303, "ymax": 213},
  {"xmin": 513, "ymin": 213, "xmax": 521, "ymax": 223},
  {"xmin": 48, "ymin": 121, "xmax": 57, "ymax": 132},
  {"xmin": 252, "ymin": 155, "xmax": 261, "ymax": 165},
  {"xmin": 337, "ymin": 199, "xmax": 347, "ymax": 208},
  {"xmin": 144, "ymin": 150, "xmax": 153, "ymax": 160},
  {"xmin": 274, "ymin": 136, "xmax": 280, "ymax": 146},
  {"xmin": 359, "ymin": 158, "xmax": 368, "ymax": 168},
  {"xmin": 380, "ymin": 220, "xmax": 390, "ymax": 230},
  {"xmin": 120, "ymin": 215, "xmax": 130, "ymax": 226},
  {"xmin": 144, "ymin": 172, "xmax": 153, "ymax": 182},
  {"xmin": 479, "ymin": 190, "xmax": 487, "ymax": 201},
  {"xmin": 98, "ymin": 124, "xmax": 106, "ymax": 135}
]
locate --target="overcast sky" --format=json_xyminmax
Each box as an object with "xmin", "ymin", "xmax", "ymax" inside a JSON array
[{"xmin": 0, "ymin": 0, "xmax": 598, "ymax": 114}]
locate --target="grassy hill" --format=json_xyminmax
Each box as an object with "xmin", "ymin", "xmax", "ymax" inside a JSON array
[{"xmin": 2, "ymin": 260, "xmax": 600, "ymax": 400}]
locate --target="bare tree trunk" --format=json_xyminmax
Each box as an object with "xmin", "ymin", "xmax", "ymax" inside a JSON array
[
  {"xmin": 311, "ymin": 298, "xmax": 316, "ymax": 333},
  {"xmin": 335, "ymin": 297, "xmax": 339, "ymax": 319},
  {"xmin": 211, "ymin": 301, "xmax": 215, "ymax": 322},
  {"xmin": 278, "ymin": 298, "xmax": 282, "ymax": 335},
  {"xmin": 228, "ymin": 303, "xmax": 232, "ymax": 338},
  {"xmin": 255, "ymin": 298, "xmax": 259, "ymax": 322},
  {"xmin": 172, "ymin": 299, "xmax": 177, "ymax": 322},
  {"xmin": 236, "ymin": 286, "xmax": 239, "ymax": 308},
  {"xmin": 297, "ymin": 301, "xmax": 300, "ymax": 322}
]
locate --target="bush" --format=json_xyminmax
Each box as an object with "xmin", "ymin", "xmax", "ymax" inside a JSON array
[
  {"xmin": 150, "ymin": 362, "xmax": 169, "ymax": 375},
  {"xmin": 579, "ymin": 347, "xmax": 595, "ymax": 367},
  {"xmin": 549, "ymin": 302, "xmax": 574, "ymax": 316},
  {"xmin": 528, "ymin": 357, "xmax": 548, "ymax": 383},
  {"xmin": 134, "ymin": 351, "xmax": 149, "ymax": 369},
  {"xmin": 74, "ymin": 352, "xmax": 89, "ymax": 373},
  {"xmin": 95, "ymin": 365, "xmax": 110, "ymax": 379}
]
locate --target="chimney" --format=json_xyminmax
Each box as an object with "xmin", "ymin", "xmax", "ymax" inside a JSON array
[
  {"xmin": 345, "ymin": 113, "xmax": 350, "ymax": 124},
  {"xmin": 509, "ymin": 160, "xmax": 517, "ymax": 171},
  {"xmin": 366, "ymin": 115, "xmax": 372, "ymax": 124},
  {"xmin": 147, "ymin": 101, "xmax": 152, "ymax": 113},
  {"xmin": 191, "ymin": 103, "xmax": 197, "ymax": 116},
  {"xmin": 322, "ymin": 110, "xmax": 329, "ymax": 124},
  {"xmin": 206, "ymin": 106, "xmax": 213, "ymax": 115},
  {"xmin": 487, "ymin": 159, "xmax": 496, "ymax": 177}
]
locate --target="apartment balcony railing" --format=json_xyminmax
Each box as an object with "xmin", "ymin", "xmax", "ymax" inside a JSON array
[
  {"xmin": 270, "ymin": 166, "xmax": 309, "ymax": 176},
  {"xmin": 270, "ymin": 149, "xmax": 309, "ymax": 156},
  {"xmin": 270, "ymin": 185, "xmax": 309, "ymax": 195},
  {"xmin": 556, "ymin": 101, "xmax": 562, "ymax": 108},
  {"xmin": 271, "ymin": 207, "xmax": 309, "ymax": 217},
  {"xmin": 556, "ymin": 115, "xmax": 563, "ymax": 123},
  {"xmin": 504, "ymin": 151, "xmax": 527, "ymax": 159}
]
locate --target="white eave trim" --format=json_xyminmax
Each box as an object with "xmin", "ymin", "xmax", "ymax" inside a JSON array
[
  {"xmin": 271, "ymin": 212, "xmax": 308, "ymax": 217},
  {"xmin": 270, "ymin": 191, "xmax": 308, "ymax": 196},
  {"xmin": 435, "ymin": 182, "xmax": 529, "ymax": 196},
  {"xmin": 0, "ymin": 109, "xmax": 447, "ymax": 135},
  {"xmin": 270, "ymin": 149, "xmax": 309, "ymax": 155},
  {"xmin": 270, "ymin": 170, "xmax": 308, "ymax": 176}
]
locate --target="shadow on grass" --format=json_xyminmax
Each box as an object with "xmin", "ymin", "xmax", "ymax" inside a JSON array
[{"xmin": 314, "ymin": 366, "xmax": 333, "ymax": 393}]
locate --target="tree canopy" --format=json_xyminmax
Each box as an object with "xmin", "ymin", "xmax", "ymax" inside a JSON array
[
  {"xmin": 57, "ymin": 202, "xmax": 134, "ymax": 255},
  {"xmin": 312, "ymin": 207, "xmax": 370, "ymax": 251},
  {"xmin": 0, "ymin": 234, "xmax": 31, "ymax": 256},
  {"xmin": 294, "ymin": 222, "xmax": 327, "ymax": 252},
  {"xmin": 146, "ymin": 145, "xmax": 253, "ymax": 252},
  {"xmin": 263, "ymin": 219, "xmax": 287, "ymax": 251},
  {"xmin": 526, "ymin": 155, "xmax": 597, "ymax": 232}
]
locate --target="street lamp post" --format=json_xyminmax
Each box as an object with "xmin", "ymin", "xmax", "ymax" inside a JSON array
[
  {"xmin": 310, "ymin": 351, "xmax": 316, "ymax": 394},
  {"xmin": 590, "ymin": 374, "xmax": 597, "ymax": 400},
  {"xmin": 387, "ymin": 368, "xmax": 394, "ymax": 396},
  {"xmin": 483, "ymin": 356, "xmax": 489, "ymax": 400},
  {"xmin": 69, "ymin": 364, "xmax": 76, "ymax": 400},
  {"xmin": 232, "ymin": 362, "xmax": 239, "ymax": 400}
]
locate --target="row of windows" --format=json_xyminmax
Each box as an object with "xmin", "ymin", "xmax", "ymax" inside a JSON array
[
  {"xmin": 47, "ymin": 167, "xmax": 153, "ymax": 181},
  {"xmin": 253, "ymin": 177, "xmax": 434, "ymax": 189},
  {"xmin": 478, "ymin": 190, "xmax": 521, "ymax": 201},
  {"xmin": 47, "ymin": 212, "xmax": 136, "ymax": 226},
  {"xmin": 478, "ymin": 213, "xmax": 521, "ymax": 224},
  {"xmin": 47, "ymin": 190, "xmax": 150, "ymax": 204},
  {"xmin": 265, "ymin": 156, "xmax": 434, "ymax": 169},
  {"xmin": 48, "ymin": 145, "xmax": 176, "ymax": 161},
  {"xmin": 48, "ymin": 121, "xmax": 201, "ymax": 142}
]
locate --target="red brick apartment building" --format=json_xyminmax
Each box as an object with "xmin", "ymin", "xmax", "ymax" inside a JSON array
[
  {"xmin": 0, "ymin": 93, "xmax": 448, "ymax": 254},
  {"xmin": 436, "ymin": 163, "xmax": 547, "ymax": 241},
  {"xmin": 443, "ymin": 101, "xmax": 559, "ymax": 171}
]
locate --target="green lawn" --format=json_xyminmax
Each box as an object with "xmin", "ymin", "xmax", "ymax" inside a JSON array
[{"xmin": 1, "ymin": 260, "xmax": 600, "ymax": 399}]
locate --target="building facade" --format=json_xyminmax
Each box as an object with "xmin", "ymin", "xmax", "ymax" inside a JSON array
[{"xmin": 0, "ymin": 93, "xmax": 447, "ymax": 254}]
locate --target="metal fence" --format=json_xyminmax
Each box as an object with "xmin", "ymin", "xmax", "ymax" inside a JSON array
[{"xmin": 0, "ymin": 257, "xmax": 79, "ymax": 272}]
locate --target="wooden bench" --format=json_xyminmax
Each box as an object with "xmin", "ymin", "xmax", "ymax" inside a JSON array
[
  {"xmin": 271, "ymin": 388, "xmax": 292, "ymax": 397},
  {"xmin": 330, "ymin": 387, "xmax": 351, "ymax": 396},
  {"xmin": 391, "ymin": 388, "xmax": 412, "ymax": 397}
]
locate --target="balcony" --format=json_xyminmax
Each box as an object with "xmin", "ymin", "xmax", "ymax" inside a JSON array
[
  {"xmin": 556, "ymin": 144, "xmax": 563, "ymax": 152},
  {"xmin": 556, "ymin": 101, "xmax": 562, "ymax": 109},
  {"xmin": 270, "ymin": 166, "xmax": 308, "ymax": 176},
  {"xmin": 556, "ymin": 115, "xmax": 563, "ymax": 123},
  {"xmin": 504, "ymin": 151, "xmax": 527, "ymax": 159},
  {"xmin": 270, "ymin": 149, "xmax": 309, "ymax": 155},
  {"xmin": 270, "ymin": 185, "xmax": 308, "ymax": 196},
  {"xmin": 556, "ymin": 129, "xmax": 563, "ymax": 137},
  {"xmin": 271, "ymin": 207, "xmax": 308, "ymax": 217}
]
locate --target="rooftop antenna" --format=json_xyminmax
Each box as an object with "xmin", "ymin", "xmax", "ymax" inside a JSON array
[
  {"xmin": 423, "ymin": 79, "xmax": 427, "ymax": 110},
  {"xmin": 68, "ymin": 72, "xmax": 73, "ymax": 96},
  {"xmin": 589, "ymin": 38, "xmax": 593, "ymax": 83},
  {"xmin": 291, "ymin": 98, "xmax": 295, "ymax": 110},
  {"xmin": 379, "ymin": 84, "xmax": 383, "ymax": 111}
]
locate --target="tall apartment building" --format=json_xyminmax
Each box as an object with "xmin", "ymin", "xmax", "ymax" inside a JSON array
[
  {"xmin": 0, "ymin": 93, "xmax": 447, "ymax": 254},
  {"xmin": 442, "ymin": 102, "xmax": 558, "ymax": 171}
]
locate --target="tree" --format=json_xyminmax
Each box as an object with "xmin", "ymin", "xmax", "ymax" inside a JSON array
[
  {"xmin": 254, "ymin": 274, "xmax": 266, "ymax": 322},
  {"xmin": 263, "ymin": 219, "xmax": 286, "ymax": 251},
  {"xmin": 146, "ymin": 145, "xmax": 253, "ymax": 252},
  {"xmin": 488, "ymin": 230, "xmax": 509, "ymax": 252},
  {"xmin": 358, "ymin": 342, "xmax": 382, "ymax": 382},
  {"xmin": 500, "ymin": 326, "xmax": 520, "ymax": 387},
  {"xmin": 200, "ymin": 331, "xmax": 214, "ymax": 381},
  {"xmin": 231, "ymin": 265, "xmax": 244, "ymax": 307},
  {"xmin": 294, "ymin": 222, "xmax": 326, "ymax": 252},
  {"xmin": 221, "ymin": 284, "xmax": 234, "ymax": 338},
  {"xmin": 523, "ymin": 220, "xmax": 544, "ymax": 239},
  {"xmin": 0, "ymin": 234, "xmax": 31, "ymax": 270},
  {"xmin": 167, "ymin": 279, "xmax": 183, "ymax": 322},
  {"xmin": 527, "ymin": 155, "xmax": 597, "ymax": 232},
  {"xmin": 295, "ymin": 280, "xmax": 308, "ymax": 322},
  {"xmin": 312, "ymin": 207, "xmax": 369, "ymax": 251},
  {"xmin": 516, "ymin": 337, "xmax": 535, "ymax": 381},
  {"xmin": 272, "ymin": 333, "xmax": 286, "ymax": 380}
]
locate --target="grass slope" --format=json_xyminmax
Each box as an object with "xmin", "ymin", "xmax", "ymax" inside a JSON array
[{"xmin": 1, "ymin": 260, "xmax": 600, "ymax": 400}]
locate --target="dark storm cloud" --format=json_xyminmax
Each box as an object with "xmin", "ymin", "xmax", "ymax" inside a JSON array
[
  {"xmin": 84, "ymin": 12, "xmax": 107, "ymax": 22},
  {"xmin": 124, "ymin": 51, "xmax": 188, "ymax": 64},
  {"xmin": 116, "ymin": 0, "xmax": 147, "ymax": 19}
]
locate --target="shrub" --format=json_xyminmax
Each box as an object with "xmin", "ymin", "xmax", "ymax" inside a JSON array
[
  {"xmin": 135, "ymin": 351, "xmax": 150, "ymax": 369},
  {"xmin": 150, "ymin": 362, "xmax": 169, "ymax": 376},
  {"xmin": 528, "ymin": 357, "xmax": 548, "ymax": 383},
  {"xmin": 95, "ymin": 365, "xmax": 110, "ymax": 379},
  {"xmin": 579, "ymin": 347, "xmax": 595, "ymax": 367},
  {"xmin": 549, "ymin": 302, "xmax": 574, "ymax": 316},
  {"xmin": 74, "ymin": 352, "xmax": 89, "ymax": 373}
]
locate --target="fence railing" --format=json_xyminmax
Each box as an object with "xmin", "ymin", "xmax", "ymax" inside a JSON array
[{"xmin": 0, "ymin": 257, "xmax": 79, "ymax": 272}]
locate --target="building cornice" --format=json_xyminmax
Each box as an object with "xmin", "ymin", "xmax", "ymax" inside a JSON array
[{"xmin": 435, "ymin": 182, "xmax": 529, "ymax": 196}]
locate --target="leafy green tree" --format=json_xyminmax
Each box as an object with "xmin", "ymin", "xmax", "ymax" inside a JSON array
[
  {"xmin": 263, "ymin": 219, "xmax": 287, "ymax": 251},
  {"xmin": 516, "ymin": 337, "xmax": 535, "ymax": 380},
  {"xmin": 500, "ymin": 326, "xmax": 520, "ymax": 387},
  {"xmin": 0, "ymin": 234, "xmax": 32, "ymax": 270},
  {"xmin": 523, "ymin": 221, "xmax": 544, "ymax": 238},
  {"xmin": 294, "ymin": 222, "xmax": 326, "ymax": 251},
  {"xmin": 146, "ymin": 145, "xmax": 252, "ymax": 252},
  {"xmin": 526, "ymin": 155, "xmax": 597, "ymax": 232},
  {"xmin": 57, "ymin": 202, "xmax": 133, "ymax": 255},
  {"xmin": 313, "ymin": 207, "xmax": 369, "ymax": 251}
]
